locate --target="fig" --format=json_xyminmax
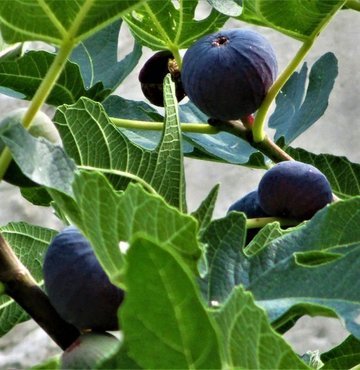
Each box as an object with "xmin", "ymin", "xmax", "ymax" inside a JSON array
[
  {"xmin": 228, "ymin": 190, "xmax": 268, "ymax": 218},
  {"xmin": 0, "ymin": 108, "xmax": 61, "ymax": 187},
  {"xmin": 258, "ymin": 161, "xmax": 333, "ymax": 220},
  {"xmin": 228, "ymin": 190, "xmax": 269, "ymax": 245},
  {"xmin": 61, "ymin": 332, "xmax": 119, "ymax": 369},
  {"xmin": 139, "ymin": 50, "xmax": 185, "ymax": 106},
  {"xmin": 181, "ymin": 28, "xmax": 277, "ymax": 120},
  {"xmin": 43, "ymin": 226, "xmax": 124, "ymax": 331}
]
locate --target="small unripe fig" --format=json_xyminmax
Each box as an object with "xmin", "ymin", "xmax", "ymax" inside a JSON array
[
  {"xmin": 43, "ymin": 226, "xmax": 124, "ymax": 331},
  {"xmin": 61, "ymin": 332, "xmax": 119, "ymax": 369},
  {"xmin": 228, "ymin": 190, "xmax": 269, "ymax": 218},
  {"xmin": 258, "ymin": 161, "xmax": 333, "ymax": 220},
  {"xmin": 0, "ymin": 108, "xmax": 61, "ymax": 187},
  {"xmin": 139, "ymin": 50, "xmax": 185, "ymax": 106},
  {"xmin": 181, "ymin": 28, "xmax": 277, "ymax": 120}
]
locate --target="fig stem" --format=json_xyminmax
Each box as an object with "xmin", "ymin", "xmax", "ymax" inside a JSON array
[
  {"xmin": 170, "ymin": 47, "xmax": 183, "ymax": 70},
  {"xmin": 0, "ymin": 36, "xmax": 76, "ymax": 182},
  {"xmin": 345, "ymin": 0, "xmax": 360, "ymax": 11},
  {"xmin": 0, "ymin": 281, "xmax": 5, "ymax": 295},
  {"xmin": 0, "ymin": 234, "xmax": 80, "ymax": 350},
  {"xmin": 208, "ymin": 118, "xmax": 294, "ymax": 163},
  {"xmin": 246, "ymin": 217, "xmax": 300, "ymax": 229},
  {"xmin": 252, "ymin": 38, "xmax": 315, "ymax": 143},
  {"xmin": 0, "ymin": 147, "xmax": 13, "ymax": 180},
  {"xmin": 111, "ymin": 117, "xmax": 219, "ymax": 134}
]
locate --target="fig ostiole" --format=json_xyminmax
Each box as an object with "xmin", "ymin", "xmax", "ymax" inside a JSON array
[{"xmin": 181, "ymin": 28, "xmax": 278, "ymax": 120}]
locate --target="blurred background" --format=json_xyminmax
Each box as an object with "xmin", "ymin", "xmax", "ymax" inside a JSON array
[{"xmin": 0, "ymin": 3, "xmax": 359, "ymax": 368}]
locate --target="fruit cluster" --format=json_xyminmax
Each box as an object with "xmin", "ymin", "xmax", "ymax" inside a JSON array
[
  {"xmin": 139, "ymin": 28, "xmax": 277, "ymax": 120},
  {"xmin": 228, "ymin": 161, "xmax": 334, "ymax": 244}
]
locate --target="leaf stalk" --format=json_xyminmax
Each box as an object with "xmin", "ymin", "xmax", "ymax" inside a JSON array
[{"xmin": 252, "ymin": 38, "xmax": 315, "ymax": 143}]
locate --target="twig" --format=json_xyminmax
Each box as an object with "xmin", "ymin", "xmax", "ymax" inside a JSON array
[
  {"xmin": 208, "ymin": 118, "xmax": 293, "ymax": 163},
  {"xmin": 0, "ymin": 234, "xmax": 80, "ymax": 350}
]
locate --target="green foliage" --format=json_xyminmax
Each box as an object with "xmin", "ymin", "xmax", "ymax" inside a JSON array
[
  {"xmin": 0, "ymin": 0, "xmax": 144, "ymax": 45},
  {"xmin": 123, "ymin": 0, "xmax": 228, "ymax": 51},
  {"xmin": 0, "ymin": 223, "xmax": 57, "ymax": 336},
  {"xmin": 0, "ymin": 0, "xmax": 359, "ymax": 369},
  {"xmin": 214, "ymin": 286, "xmax": 310, "ymax": 369},
  {"xmin": 270, "ymin": 52, "xmax": 338, "ymax": 145},
  {"xmin": 239, "ymin": 0, "xmax": 346, "ymax": 41}
]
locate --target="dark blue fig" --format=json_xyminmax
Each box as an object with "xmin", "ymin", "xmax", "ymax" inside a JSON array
[
  {"xmin": 228, "ymin": 190, "xmax": 269, "ymax": 245},
  {"xmin": 139, "ymin": 50, "xmax": 185, "ymax": 107},
  {"xmin": 43, "ymin": 226, "xmax": 124, "ymax": 331},
  {"xmin": 181, "ymin": 28, "xmax": 277, "ymax": 120},
  {"xmin": 258, "ymin": 161, "xmax": 333, "ymax": 220},
  {"xmin": 228, "ymin": 190, "xmax": 269, "ymax": 218}
]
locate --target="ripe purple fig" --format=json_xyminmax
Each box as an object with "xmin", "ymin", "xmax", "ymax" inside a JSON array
[
  {"xmin": 228, "ymin": 190, "xmax": 269, "ymax": 218},
  {"xmin": 258, "ymin": 161, "xmax": 333, "ymax": 220},
  {"xmin": 181, "ymin": 28, "xmax": 277, "ymax": 120},
  {"xmin": 228, "ymin": 189, "xmax": 269, "ymax": 245},
  {"xmin": 43, "ymin": 226, "xmax": 124, "ymax": 331},
  {"xmin": 139, "ymin": 50, "xmax": 185, "ymax": 106}
]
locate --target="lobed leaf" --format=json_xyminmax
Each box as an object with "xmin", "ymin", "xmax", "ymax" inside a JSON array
[
  {"xmin": 0, "ymin": 0, "xmax": 144, "ymax": 45},
  {"xmin": 123, "ymin": 0, "xmax": 228, "ymax": 51},
  {"xmin": 321, "ymin": 335, "xmax": 360, "ymax": 369},
  {"xmin": 0, "ymin": 119, "xmax": 76, "ymax": 196},
  {"xmin": 191, "ymin": 184, "xmax": 219, "ymax": 236},
  {"xmin": 238, "ymin": 0, "xmax": 346, "ymax": 41},
  {"xmin": 55, "ymin": 76, "xmax": 186, "ymax": 210},
  {"xmin": 214, "ymin": 286, "xmax": 310, "ymax": 369},
  {"xmin": 202, "ymin": 198, "xmax": 360, "ymax": 339},
  {"xmin": 69, "ymin": 20, "xmax": 142, "ymax": 92},
  {"xmin": 200, "ymin": 212, "xmax": 248, "ymax": 304},
  {"xmin": 0, "ymin": 222, "xmax": 57, "ymax": 338},
  {"xmin": 0, "ymin": 50, "xmax": 88, "ymax": 105},
  {"xmin": 120, "ymin": 236, "xmax": 222, "ymax": 369},
  {"xmin": 269, "ymin": 53, "xmax": 338, "ymax": 145},
  {"xmin": 286, "ymin": 146, "xmax": 360, "ymax": 199},
  {"xmin": 179, "ymin": 102, "xmax": 267, "ymax": 167},
  {"xmin": 50, "ymin": 173, "xmax": 201, "ymax": 282}
]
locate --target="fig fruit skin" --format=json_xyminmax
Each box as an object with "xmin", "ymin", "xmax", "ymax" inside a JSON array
[
  {"xmin": 61, "ymin": 332, "xmax": 119, "ymax": 370},
  {"xmin": 258, "ymin": 161, "xmax": 333, "ymax": 220},
  {"xmin": 43, "ymin": 226, "xmax": 124, "ymax": 332},
  {"xmin": 181, "ymin": 28, "xmax": 278, "ymax": 120},
  {"xmin": 228, "ymin": 190, "xmax": 269, "ymax": 219},
  {"xmin": 228, "ymin": 190, "xmax": 269, "ymax": 245},
  {"xmin": 139, "ymin": 50, "xmax": 185, "ymax": 107}
]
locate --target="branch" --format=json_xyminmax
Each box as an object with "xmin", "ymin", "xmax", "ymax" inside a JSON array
[
  {"xmin": 208, "ymin": 118, "xmax": 293, "ymax": 162},
  {"xmin": 0, "ymin": 234, "xmax": 80, "ymax": 350}
]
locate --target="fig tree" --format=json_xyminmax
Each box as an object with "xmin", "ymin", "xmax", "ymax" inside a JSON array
[
  {"xmin": 43, "ymin": 226, "xmax": 124, "ymax": 331},
  {"xmin": 139, "ymin": 50, "xmax": 185, "ymax": 106},
  {"xmin": 181, "ymin": 28, "xmax": 277, "ymax": 120},
  {"xmin": 258, "ymin": 161, "xmax": 333, "ymax": 220},
  {"xmin": 61, "ymin": 332, "xmax": 119, "ymax": 369}
]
